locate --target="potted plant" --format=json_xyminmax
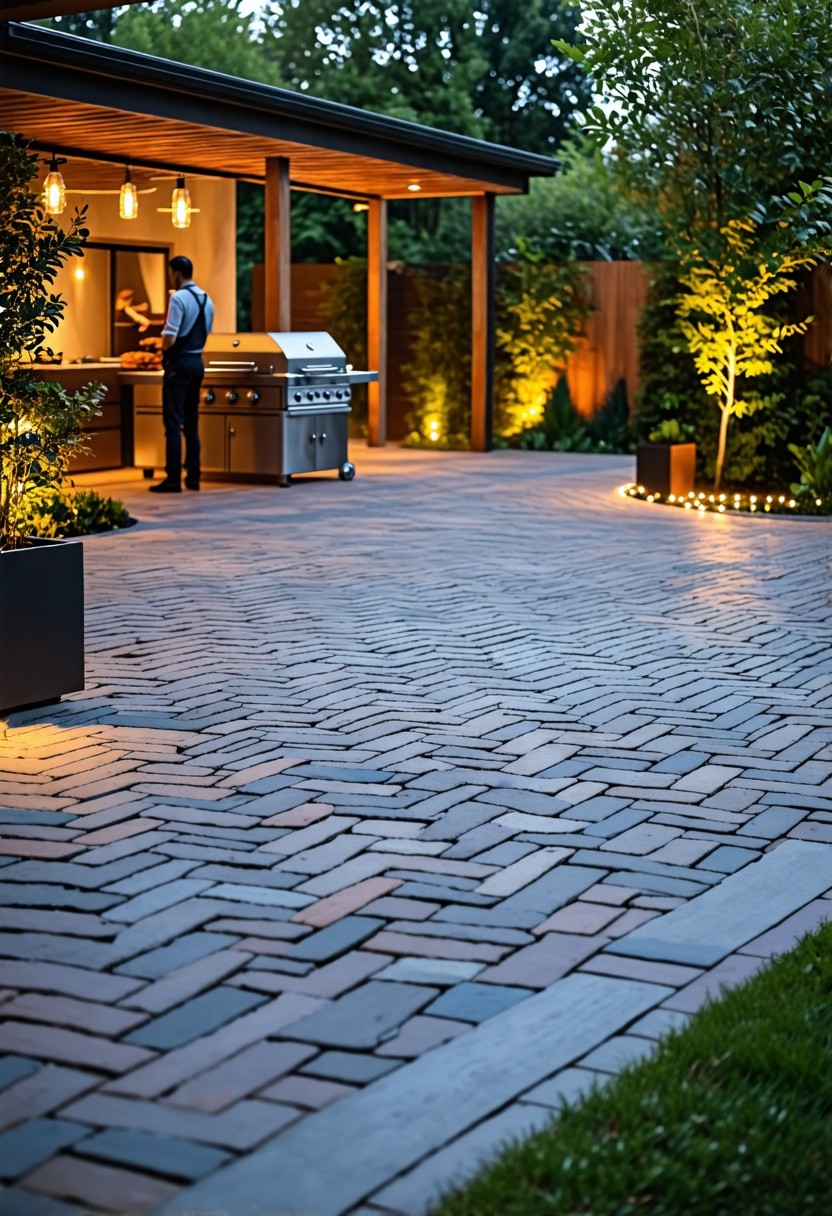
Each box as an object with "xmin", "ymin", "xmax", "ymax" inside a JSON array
[
  {"xmin": 636, "ymin": 417, "xmax": 697, "ymax": 496},
  {"xmin": 0, "ymin": 133, "xmax": 103, "ymax": 714}
]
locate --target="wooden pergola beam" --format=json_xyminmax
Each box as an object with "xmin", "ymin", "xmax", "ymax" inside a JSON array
[
  {"xmin": 367, "ymin": 198, "xmax": 388, "ymax": 447},
  {"xmin": 264, "ymin": 156, "xmax": 291, "ymax": 332},
  {"xmin": 471, "ymin": 193, "xmax": 495, "ymax": 453}
]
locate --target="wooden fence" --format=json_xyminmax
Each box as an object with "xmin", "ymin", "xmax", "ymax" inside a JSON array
[{"xmin": 254, "ymin": 261, "xmax": 831, "ymax": 440}]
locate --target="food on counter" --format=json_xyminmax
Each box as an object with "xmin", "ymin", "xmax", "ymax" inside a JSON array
[{"xmin": 120, "ymin": 337, "xmax": 163, "ymax": 370}]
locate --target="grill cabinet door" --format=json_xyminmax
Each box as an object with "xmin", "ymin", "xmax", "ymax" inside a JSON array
[
  {"xmin": 280, "ymin": 412, "xmax": 318, "ymax": 474},
  {"xmin": 314, "ymin": 413, "xmax": 349, "ymax": 471},
  {"xmin": 227, "ymin": 415, "xmax": 281, "ymax": 475}
]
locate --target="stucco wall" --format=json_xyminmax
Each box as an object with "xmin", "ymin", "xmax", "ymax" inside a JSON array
[{"xmin": 49, "ymin": 177, "xmax": 236, "ymax": 361}]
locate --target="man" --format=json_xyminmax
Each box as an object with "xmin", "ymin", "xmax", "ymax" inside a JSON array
[{"xmin": 150, "ymin": 255, "xmax": 214, "ymax": 493}]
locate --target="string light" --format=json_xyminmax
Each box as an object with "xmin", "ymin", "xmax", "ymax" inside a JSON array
[
  {"xmin": 157, "ymin": 174, "xmax": 200, "ymax": 228},
  {"xmin": 618, "ymin": 483, "xmax": 828, "ymax": 517},
  {"xmin": 171, "ymin": 176, "xmax": 191, "ymax": 229},
  {"xmin": 42, "ymin": 154, "xmax": 66, "ymax": 215},
  {"xmin": 119, "ymin": 167, "xmax": 139, "ymax": 220}
]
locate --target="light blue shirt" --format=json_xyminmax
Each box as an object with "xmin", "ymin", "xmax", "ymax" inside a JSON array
[{"xmin": 162, "ymin": 284, "xmax": 215, "ymax": 353}]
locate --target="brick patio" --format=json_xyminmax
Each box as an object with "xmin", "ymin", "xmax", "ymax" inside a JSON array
[{"xmin": 1, "ymin": 445, "xmax": 831, "ymax": 1215}]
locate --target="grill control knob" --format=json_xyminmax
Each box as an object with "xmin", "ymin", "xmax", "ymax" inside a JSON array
[
  {"xmin": 226, "ymin": 391, "xmax": 238, "ymax": 404},
  {"xmin": 306, "ymin": 391, "xmax": 314, "ymax": 401},
  {"xmin": 247, "ymin": 390, "xmax": 261, "ymax": 403},
  {"xmin": 323, "ymin": 390, "xmax": 331, "ymax": 400},
  {"xmin": 293, "ymin": 392, "xmax": 302, "ymax": 403},
  {"xmin": 204, "ymin": 390, "xmax": 215, "ymax": 404},
  {"xmin": 335, "ymin": 390, "xmax": 343, "ymax": 400}
]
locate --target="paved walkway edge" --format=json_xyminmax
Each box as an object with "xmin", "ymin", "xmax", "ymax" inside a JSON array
[
  {"xmin": 606, "ymin": 840, "xmax": 832, "ymax": 966},
  {"xmin": 161, "ymin": 973, "xmax": 670, "ymax": 1216}
]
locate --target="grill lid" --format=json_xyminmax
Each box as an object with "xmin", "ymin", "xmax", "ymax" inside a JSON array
[{"xmin": 203, "ymin": 332, "xmax": 346, "ymax": 376}]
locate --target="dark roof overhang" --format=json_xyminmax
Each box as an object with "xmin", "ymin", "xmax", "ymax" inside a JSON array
[{"xmin": 0, "ymin": 22, "xmax": 556, "ymax": 198}]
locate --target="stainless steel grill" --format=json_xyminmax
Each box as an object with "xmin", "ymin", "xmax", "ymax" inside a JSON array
[{"xmin": 132, "ymin": 332, "xmax": 376, "ymax": 485}]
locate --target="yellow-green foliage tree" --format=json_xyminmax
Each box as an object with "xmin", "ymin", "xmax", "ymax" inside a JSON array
[{"xmin": 677, "ymin": 209, "xmax": 828, "ymax": 490}]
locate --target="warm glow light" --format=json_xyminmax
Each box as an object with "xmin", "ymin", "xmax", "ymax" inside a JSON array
[
  {"xmin": 352, "ymin": 202, "xmax": 370, "ymax": 213},
  {"xmin": 407, "ymin": 183, "xmax": 422, "ymax": 192},
  {"xmin": 171, "ymin": 176, "xmax": 192, "ymax": 229},
  {"xmin": 119, "ymin": 168, "xmax": 139, "ymax": 220},
  {"xmin": 42, "ymin": 155, "xmax": 66, "ymax": 215},
  {"xmin": 624, "ymin": 482, "xmax": 821, "ymax": 517},
  {"xmin": 73, "ymin": 266, "xmax": 85, "ymax": 282}
]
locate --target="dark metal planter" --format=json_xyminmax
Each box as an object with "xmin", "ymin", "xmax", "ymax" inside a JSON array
[
  {"xmin": 636, "ymin": 442, "xmax": 697, "ymax": 497},
  {"xmin": 0, "ymin": 538, "xmax": 84, "ymax": 715}
]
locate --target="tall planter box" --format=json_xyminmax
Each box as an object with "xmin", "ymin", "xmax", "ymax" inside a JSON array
[
  {"xmin": 636, "ymin": 442, "xmax": 697, "ymax": 497},
  {"xmin": 0, "ymin": 538, "xmax": 84, "ymax": 714}
]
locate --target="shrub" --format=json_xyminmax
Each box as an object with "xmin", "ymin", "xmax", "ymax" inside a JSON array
[
  {"xmin": 789, "ymin": 426, "xmax": 832, "ymax": 510},
  {"xmin": 495, "ymin": 249, "xmax": 590, "ymax": 437},
  {"xmin": 24, "ymin": 488, "xmax": 133, "ymax": 538},
  {"xmin": 402, "ymin": 266, "xmax": 472, "ymax": 449},
  {"xmin": 0, "ymin": 133, "xmax": 105, "ymax": 548}
]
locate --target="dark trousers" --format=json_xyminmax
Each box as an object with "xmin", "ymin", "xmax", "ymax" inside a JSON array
[{"xmin": 162, "ymin": 354, "xmax": 204, "ymax": 482}]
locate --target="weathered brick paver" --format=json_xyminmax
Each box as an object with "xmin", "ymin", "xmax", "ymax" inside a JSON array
[{"xmin": 0, "ymin": 447, "xmax": 831, "ymax": 1214}]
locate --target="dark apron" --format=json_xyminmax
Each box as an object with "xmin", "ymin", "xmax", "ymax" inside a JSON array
[{"xmin": 162, "ymin": 286, "xmax": 209, "ymax": 367}]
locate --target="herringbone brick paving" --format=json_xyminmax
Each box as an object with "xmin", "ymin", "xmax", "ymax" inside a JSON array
[{"xmin": 0, "ymin": 446, "xmax": 831, "ymax": 1214}]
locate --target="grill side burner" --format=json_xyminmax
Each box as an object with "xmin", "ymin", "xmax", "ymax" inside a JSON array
[{"xmin": 132, "ymin": 332, "xmax": 377, "ymax": 486}]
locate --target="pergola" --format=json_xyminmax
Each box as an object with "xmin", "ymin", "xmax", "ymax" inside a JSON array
[{"xmin": 0, "ymin": 19, "xmax": 555, "ymax": 449}]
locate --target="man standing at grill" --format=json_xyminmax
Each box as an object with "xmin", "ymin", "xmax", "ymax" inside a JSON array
[{"xmin": 150, "ymin": 255, "xmax": 215, "ymax": 493}]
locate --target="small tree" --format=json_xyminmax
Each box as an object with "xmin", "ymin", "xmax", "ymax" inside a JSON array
[
  {"xmin": 676, "ymin": 189, "xmax": 831, "ymax": 489},
  {"xmin": 0, "ymin": 133, "xmax": 103, "ymax": 548}
]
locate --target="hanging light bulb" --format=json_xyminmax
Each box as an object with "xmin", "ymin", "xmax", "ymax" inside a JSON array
[
  {"xmin": 42, "ymin": 154, "xmax": 67, "ymax": 216},
  {"xmin": 170, "ymin": 175, "xmax": 191, "ymax": 229},
  {"xmin": 119, "ymin": 166, "xmax": 139, "ymax": 220}
]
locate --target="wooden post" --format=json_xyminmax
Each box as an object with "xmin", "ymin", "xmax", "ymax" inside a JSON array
[
  {"xmin": 471, "ymin": 193, "xmax": 495, "ymax": 452},
  {"xmin": 264, "ymin": 156, "xmax": 291, "ymax": 331},
  {"xmin": 367, "ymin": 198, "xmax": 388, "ymax": 447}
]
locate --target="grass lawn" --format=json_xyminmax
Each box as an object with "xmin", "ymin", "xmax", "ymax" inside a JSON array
[{"xmin": 432, "ymin": 922, "xmax": 832, "ymax": 1216}]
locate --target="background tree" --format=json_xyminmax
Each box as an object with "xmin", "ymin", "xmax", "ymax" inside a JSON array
[
  {"xmin": 558, "ymin": 0, "xmax": 832, "ymax": 484},
  {"xmin": 110, "ymin": 0, "xmax": 281, "ymax": 84},
  {"xmin": 556, "ymin": 0, "xmax": 832, "ymax": 242},
  {"xmin": 269, "ymin": 0, "xmax": 588, "ymax": 149}
]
